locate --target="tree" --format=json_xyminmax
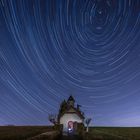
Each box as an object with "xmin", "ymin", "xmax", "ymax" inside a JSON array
[
  {"xmin": 48, "ymin": 114, "xmax": 58, "ymax": 125},
  {"xmin": 85, "ymin": 118, "xmax": 92, "ymax": 132}
]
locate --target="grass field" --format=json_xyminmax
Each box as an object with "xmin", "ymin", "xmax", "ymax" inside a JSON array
[
  {"xmin": 0, "ymin": 126, "xmax": 53, "ymax": 140},
  {"xmin": 0, "ymin": 126, "xmax": 140, "ymax": 140},
  {"xmin": 86, "ymin": 127, "xmax": 140, "ymax": 140}
]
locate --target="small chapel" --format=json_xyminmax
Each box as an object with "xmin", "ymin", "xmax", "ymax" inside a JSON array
[{"xmin": 58, "ymin": 96, "xmax": 85, "ymax": 133}]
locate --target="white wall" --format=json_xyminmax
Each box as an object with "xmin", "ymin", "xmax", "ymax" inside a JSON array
[{"xmin": 60, "ymin": 113, "xmax": 83, "ymax": 132}]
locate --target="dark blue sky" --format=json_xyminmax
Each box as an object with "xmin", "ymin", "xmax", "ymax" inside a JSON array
[{"xmin": 0, "ymin": 0, "xmax": 140, "ymax": 126}]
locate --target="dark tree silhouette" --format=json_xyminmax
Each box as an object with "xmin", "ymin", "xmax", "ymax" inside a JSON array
[
  {"xmin": 85, "ymin": 118, "xmax": 92, "ymax": 132},
  {"xmin": 48, "ymin": 114, "xmax": 58, "ymax": 125}
]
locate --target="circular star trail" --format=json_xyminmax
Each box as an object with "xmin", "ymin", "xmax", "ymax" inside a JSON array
[{"xmin": 0, "ymin": 0, "xmax": 140, "ymax": 126}]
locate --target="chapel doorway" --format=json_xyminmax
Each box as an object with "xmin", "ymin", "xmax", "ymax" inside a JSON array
[{"xmin": 68, "ymin": 121, "xmax": 73, "ymax": 133}]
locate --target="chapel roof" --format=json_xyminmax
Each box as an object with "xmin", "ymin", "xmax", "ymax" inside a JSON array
[
  {"xmin": 67, "ymin": 106, "xmax": 85, "ymax": 119},
  {"xmin": 59, "ymin": 106, "xmax": 84, "ymax": 120},
  {"xmin": 58, "ymin": 96, "xmax": 85, "ymax": 121}
]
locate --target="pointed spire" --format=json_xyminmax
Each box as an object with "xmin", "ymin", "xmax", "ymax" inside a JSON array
[
  {"xmin": 67, "ymin": 95, "xmax": 75, "ymax": 107},
  {"xmin": 68, "ymin": 95, "xmax": 75, "ymax": 102}
]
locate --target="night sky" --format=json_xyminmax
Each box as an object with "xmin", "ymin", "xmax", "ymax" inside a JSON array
[{"xmin": 0, "ymin": 0, "xmax": 140, "ymax": 127}]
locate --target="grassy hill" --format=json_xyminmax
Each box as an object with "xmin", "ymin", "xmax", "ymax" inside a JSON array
[{"xmin": 0, "ymin": 126, "xmax": 140, "ymax": 140}]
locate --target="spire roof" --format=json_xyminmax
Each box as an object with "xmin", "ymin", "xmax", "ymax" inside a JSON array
[{"xmin": 68, "ymin": 95, "xmax": 75, "ymax": 102}]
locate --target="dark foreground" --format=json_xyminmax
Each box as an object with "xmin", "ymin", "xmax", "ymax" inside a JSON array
[{"xmin": 0, "ymin": 126, "xmax": 140, "ymax": 140}]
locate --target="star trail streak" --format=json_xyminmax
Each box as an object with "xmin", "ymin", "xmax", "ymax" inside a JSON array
[{"xmin": 0, "ymin": 0, "xmax": 140, "ymax": 126}]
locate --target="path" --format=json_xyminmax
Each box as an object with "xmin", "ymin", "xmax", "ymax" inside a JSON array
[
  {"xmin": 27, "ymin": 131, "xmax": 59, "ymax": 140},
  {"xmin": 60, "ymin": 135, "xmax": 83, "ymax": 140},
  {"xmin": 27, "ymin": 131, "xmax": 83, "ymax": 140}
]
